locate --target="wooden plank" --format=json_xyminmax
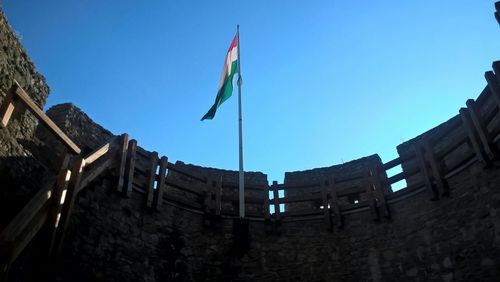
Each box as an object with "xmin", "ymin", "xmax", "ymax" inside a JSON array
[
  {"xmin": 0, "ymin": 179, "xmax": 55, "ymax": 242},
  {"xmin": 83, "ymin": 136, "xmax": 118, "ymax": 165},
  {"xmin": 166, "ymin": 162, "xmax": 207, "ymax": 183},
  {"xmin": 123, "ymin": 139, "xmax": 137, "ymax": 197},
  {"xmin": 372, "ymin": 166, "xmax": 390, "ymax": 218},
  {"xmin": 415, "ymin": 146, "xmax": 439, "ymax": 200},
  {"xmin": 329, "ymin": 178, "xmax": 343, "ymax": 228},
  {"xmin": 153, "ymin": 156, "xmax": 168, "ymax": 210},
  {"xmin": 12, "ymin": 81, "xmax": 81, "ymax": 154},
  {"xmin": 116, "ymin": 133, "xmax": 129, "ymax": 194},
  {"xmin": 270, "ymin": 193, "xmax": 320, "ymax": 204},
  {"xmin": 164, "ymin": 177, "xmax": 204, "ymax": 196},
  {"xmin": 79, "ymin": 157, "xmax": 114, "ymax": 191},
  {"xmin": 46, "ymin": 154, "xmax": 72, "ymax": 258},
  {"xmin": 52, "ymin": 157, "xmax": 85, "ymax": 255},
  {"xmin": 145, "ymin": 152, "xmax": 159, "ymax": 208},
  {"xmin": 386, "ymin": 166, "xmax": 419, "ymax": 185},
  {"xmin": 460, "ymin": 107, "xmax": 487, "ymax": 166},
  {"xmin": 382, "ymin": 156, "xmax": 401, "ymax": 170},
  {"xmin": 466, "ymin": 99, "xmax": 495, "ymax": 160},
  {"xmin": 363, "ymin": 170, "xmax": 379, "ymax": 221},
  {"xmin": 7, "ymin": 204, "xmax": 50, "ymax": 265},
  {"xmin": 424, "ymin": 141, "xmax": 449, "ymax": 196},
  {"xmin": 272, "ymin": 181, "xmax": 281, "ymax": 220},
  {"xmin": 320, "ymin": 180, "xmax": 332, "ymax": 230},
  {"xmin": 0, "ymin": 86, "xmax": 15, "ymax": 128}
]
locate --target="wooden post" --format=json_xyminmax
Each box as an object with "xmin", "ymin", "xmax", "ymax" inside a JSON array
[
  {"xmin": 272, "ymin": 181, "xmax": 280, "ymax": 220},
  {"xmin": 329, "ymin": 178, "xmax": 343, "ymax": 228},
  {"xmin": 0, "ymin": 86, "xmax": 16, "ymax": 128},
  {"xmin": 372, "ymin": 166, "xmax": 390, "ymax": 218},
  {"xmin": 123, "ymin": 139, "xmax": 137, "ymax": 197},
  {"xmin": 460, "ymin": 108, "xmax": 488, "ymax": 166},
  {"xmin": 52, "ymin": 157, "xmax": 85, "ymax": 256},
  {"xmin": 363, "ymin": 170, "xmax": 380, "ymax": 221},
  {"xmin": 46, "ymin": 153, "xmax": 72, "ymax": 259},
  {"xmin": 321, "ymin": 179, "xmax": 333, "ymax": 230},
  {"xmin": 466, "ymin": 99, "xmax": 495, "ymax": 160},
  {"xmin": 152, "ymin": 156, "xmax": 168, "ymax": 210},
  {"xmin": 423, "ymin": 141, "xmax": 449, "ymax": 196},
  {"xmin": 415, "ymin": 145, "xmax": 439, "ymax": 200},
  {"xmin": 116, "ymin": 133, "xmax": 129, "ymax": 193},
  {"xmin": 145, "ymin": 152, "xmax": 159, "ymax": 208}
]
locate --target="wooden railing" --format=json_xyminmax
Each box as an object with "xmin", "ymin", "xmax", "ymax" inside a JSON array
[{"xmin": 0, "ymin": 80, "xmax": 81, "ymax": 154}]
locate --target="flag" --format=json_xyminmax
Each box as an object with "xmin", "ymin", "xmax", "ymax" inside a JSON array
[{"xmin": 201, "ymin": 34, "xmax": 239, "ymax": 120}]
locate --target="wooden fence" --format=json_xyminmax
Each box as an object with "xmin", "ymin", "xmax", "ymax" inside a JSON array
[{"xmin": 1, "ymin": 61, "xmax": 500, "ymax": 276}]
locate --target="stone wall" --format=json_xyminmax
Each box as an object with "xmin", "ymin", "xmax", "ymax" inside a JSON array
[{"xmin": 0, "ymin": 8, "xmax": 51, "ymax": 228}]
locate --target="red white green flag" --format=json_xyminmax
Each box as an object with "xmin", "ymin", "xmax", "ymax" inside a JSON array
[{"xmin": 201, "ymin": 34, "xmax": 239, "ymax": 120}]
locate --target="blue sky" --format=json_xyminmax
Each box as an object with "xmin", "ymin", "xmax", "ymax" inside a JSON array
[{"xmin": 2, "ymin": 1, "xmax": 500, "ymax": 185}]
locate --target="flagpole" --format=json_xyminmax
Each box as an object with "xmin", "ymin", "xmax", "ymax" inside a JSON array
[{"xmin": 237, "ymin": 24, "xmax": 245, "ymax": 218}]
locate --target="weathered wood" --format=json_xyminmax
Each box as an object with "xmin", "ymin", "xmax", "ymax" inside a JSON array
[
  {"xmin": 164, "ymin": 177, "xmax": 204, "ymax": 196},
  {"xmin": 372, "ymin": 166, "xmax": 390, "ymax": 218},
  {"xmin": 0, "ymin": 180, "xmax": 55, "ymax": 242},
  {"xmin": 0, "ymin": 86, "xmax": 15, "ymax": 128},
  {"xmin": 466, "ymin": 99, "xmax": 495, "ymax": 160},
  {"xmin": 79, "ymin": 157, "xmax": 114, "ymax": 191},
  {"xmin": 386, "ymin": 166, "xmax": 419, "ymax": 185},
  {"xmin": 363, "ymin": 170, "xmax": 379, "ymax": 221},
  {"xmin": 153, "ymin": 156, "xmax": 168, "ymax": 210},
  {"xmin": 83, "ymin": 136, "xmax": 117, "ymax": 165},
  {"xmin": 11, "ymin": 81, "xmax": 81, "ymax": 154},
  {"xmin": 271, "ymin": 181, "xmax": 281, "ymax": 220},
  {"xmin": 46, "ymin": 154, "xmax": 72, "ymax": 258},
  {"xmin": 320, "ymin": 180, "xmax": 332, "ymax": 230},
  {"xmin": 415, "ymin": 146, "xmax": 439, "ymax": 200},
  {"xmin": 329, "ymin": 178, "xmax": 343, "ymax": 228},
  {"xmin": 460, "ymin": 107, "xmax": 487, "ymax": 166},
  {"xmin": 52, "ymin": 157, "xmax": 85, "ymax": 255},
  {"xmin": 423, "ymin": 141, "xmax": 449, "ymax": 196},
  {"xmin": 145, "ymin": 152, "xmax": 159, "ymax": 208},
  {"xmin": 166, "ymin": 162, "xmax": 207, "ymax": 183},
  {"xmin": 270, "ymin": 193, "xmax": 320, "ymax": 204},
  {"xmin": 116, "ymin": 133, "xmax": 129, "ymax": 193},
  {"xmin": 123, "ymin": 139, "xmax": 137, "ymax": 197}
]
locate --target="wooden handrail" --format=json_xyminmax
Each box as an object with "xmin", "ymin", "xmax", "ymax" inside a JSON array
[{"xmin": 0, "ymin": 81, "xmax": 81, "ymax": 154}]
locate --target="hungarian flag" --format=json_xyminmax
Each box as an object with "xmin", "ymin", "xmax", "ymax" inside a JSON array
[{"xmin": 201, "ymin": 34, "xmax": 239, "ymax": 120}]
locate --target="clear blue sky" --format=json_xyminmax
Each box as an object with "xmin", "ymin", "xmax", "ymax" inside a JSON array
[{"xmin": 2, "ymin": 1, "xmax": 499, "ymax": 185}]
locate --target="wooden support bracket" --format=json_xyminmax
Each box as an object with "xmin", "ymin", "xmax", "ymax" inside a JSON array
[
  {"xmin": 460, "ymin": 108, "xmax": 488, "ymax": 167},
  {"xmin": 466, "ymin": 99, "xmax": 495, "ymax": 160},
  {"xmin": 423, "ymin": 141, "xmax": 449, "ymax": 196},
  {"xmin": 415, "ymin": 145, "xmax": 439, "ymax": 200}
]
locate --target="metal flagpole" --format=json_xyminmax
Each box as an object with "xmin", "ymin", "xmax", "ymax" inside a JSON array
[{"xmin": 237, "ymin": 25, "xmax": 245, "ymax": 218}]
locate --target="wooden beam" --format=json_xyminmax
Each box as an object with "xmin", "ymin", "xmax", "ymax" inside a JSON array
[
  {"xmin": 363, "ymin": 170, "xmax": 379, "ymax": 221},
  {"xmin": 11, "ymin": 81, "xmax": 80, "ymax": 154},
  {"xmin": 0, "ymin": 86, "xmax": 15, "ymax": 128},
  {"xmin": 83, "ymin": 137, "xmax": 116, "ymax": 165},
  {"xmin": 145, "ymin": 152, "xmax": 159, "ymax": 208},
  {"xmin": 271, "ymin": 181, "xmax": 281, "ymax": 220},
  {"xmin": 0, "ymin": 180, "xmax": 55, "ymax": 242},
  {"xmin": 320, "ymin": 180, "xmax": 332, "ymax": 230},
  {"xmin": 52, "ymin": 157, "xmax": 85, "ymax": 255},
  {"xmin": 153, "ymin": 156, "xmax": 168, "ymax": 210},
  {"xmin": 415, "ymin": 146, "xmax": 439, "ymax": 200},
  {"xmin": 329, "ymin": 178, "xmax": 343, "ymax": 228},
  {"xmin": 46, "ymin": 154, "xmax": 72, "ymax": 259},
  {"xmin": 79, "ymin": 157, "xmax": 114, "ymax": 191},
  {"xmin": 116, "ymin": 133, "xmax": 129, "ymax": 194},
  {"xmin": 123, "ymin": 139, "xmax": 137, "ymax": 197},
  {"xmin": 372, "ymin": 166, "xmax": 390, "ymax": 218},
  {"xmin": 424, "ymin": 141, "xmax": 449, "ymax": 196},
  {"xmin": 460, "ymin": 107, "xmax": 487, "ymax": 166},
  {"xmin": 466, "ymin": 99, "xmax": 495, "ymax": 160}
]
